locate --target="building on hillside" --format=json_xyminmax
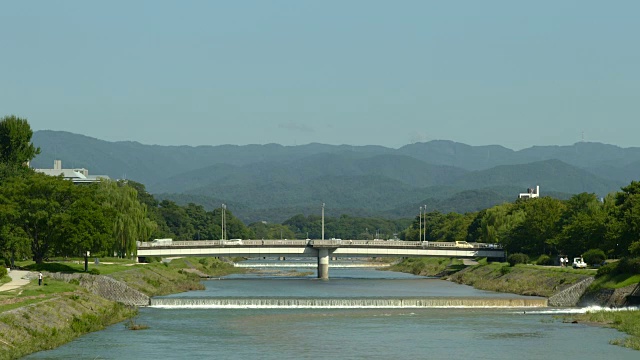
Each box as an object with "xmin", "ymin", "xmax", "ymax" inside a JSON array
[
  {"xmin": 34, "ymin": 159, "xmax": 110, "ymax": 184},
  {"xmin": 518, "ymin": 185, "xmax": 540, "ymax": 199}
]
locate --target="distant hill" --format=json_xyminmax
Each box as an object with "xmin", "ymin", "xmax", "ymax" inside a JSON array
[{"xmin": 30, "ymin": 130, "xmax": 639, "ymax": 222}]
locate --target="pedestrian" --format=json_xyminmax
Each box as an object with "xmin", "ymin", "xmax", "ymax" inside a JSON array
[
  {"xmin": 560, "ymin": 257, "xmax": 565, "ymax": 267},
  {"xmin": 38, "ymin": 272, "xmax": 42, "ymax": 286}
]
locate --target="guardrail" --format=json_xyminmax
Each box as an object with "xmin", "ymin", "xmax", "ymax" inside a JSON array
[{"xmin": 138, "ymin": 239, "xmax": 502, "ymax": 249}]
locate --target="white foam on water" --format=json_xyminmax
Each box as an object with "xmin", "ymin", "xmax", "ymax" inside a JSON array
[
  {"xmin": 516, "ymin": 305, "xmax": 640, "ymax": 315},
  {"xmin": 149, "ymin": 305, "xmax": 546, "ymax": 309}
]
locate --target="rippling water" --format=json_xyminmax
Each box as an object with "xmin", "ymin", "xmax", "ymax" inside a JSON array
[{"xmin": 23, "ymin": 267, "xmax": 638, "ymax": 359}]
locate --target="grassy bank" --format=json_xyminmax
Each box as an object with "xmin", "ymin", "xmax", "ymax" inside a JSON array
[
  {"xmin": 0, "ymin": 257, "xmax": 242, "ymax": 359},
  {"xmin": 388, "ymin": 257, "xmax": 464, "ymax": 276},
  {"xmin": 0, "ymin": 281, "xmax": 136, "ymax": 359},
  {"xmin": 566, "ymin": 310, "xmax": 640, "ymax": 350},
  {"xmin": 446, "ymin": 262, "xmax": 591, "ymax": 297},
  {"xmin": 109, "ymin": 257, "xmax": 243, "ymax": 296}
]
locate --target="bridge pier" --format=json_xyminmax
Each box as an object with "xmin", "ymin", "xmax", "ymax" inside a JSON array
[{"xmin": 317, "ymin": 248, "xmax": 329, "ymax": 280}]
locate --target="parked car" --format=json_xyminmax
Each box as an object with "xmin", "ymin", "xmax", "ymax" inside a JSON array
[{"xmin": 572, "ymin": 257, "xmax": 587, "ymax": 269}]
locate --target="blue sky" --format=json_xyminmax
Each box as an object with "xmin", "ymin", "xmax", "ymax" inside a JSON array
[{"xmin": 1, "ymin": 1, "xmax": 638, "ymax": 150}]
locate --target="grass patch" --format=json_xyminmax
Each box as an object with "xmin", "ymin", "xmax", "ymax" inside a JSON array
[
  {"xmin": 566, "ymin": 310, "xmax": 640, "ymax": 351},
  {"xmin": 447, "ymin": 263, "xmax": 590, "ymax": 297},
  {"xmin": 590, "ymin": 273, "xmax": 640, "ymax": 290},
  {"xmin": 388, "ymin": 257, "xmax": 457, "ymax": 276},
  {"xmin": 125, "ymin": 317, "xmax": 149, "ymax": 331}
]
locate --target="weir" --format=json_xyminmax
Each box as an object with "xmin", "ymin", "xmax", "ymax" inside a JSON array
[{"xmin": 150, "ymin": 297, "xmax": 548, "ymax": 308}]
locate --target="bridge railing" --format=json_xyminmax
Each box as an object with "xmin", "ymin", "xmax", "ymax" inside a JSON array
[{"xmin": 138, "ymin": 239, "xmax": 502, "ymax": 249}]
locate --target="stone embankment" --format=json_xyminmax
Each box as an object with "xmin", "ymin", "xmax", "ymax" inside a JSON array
[
  {"xmin": 47, "ymin": 272, "xmax": 149, "ymax": 306},
  {"xmin": 548, "ymin": 277, "xmax": 594, "ymax": 307},
  {"xmin": 580, "ymin": 283, "xmax": 640, "ymax": 307}
]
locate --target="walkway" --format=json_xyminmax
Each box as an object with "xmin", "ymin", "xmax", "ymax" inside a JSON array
[{"xmin": 0, "ymin": 270, "xmax": 32, "ymax": 292}]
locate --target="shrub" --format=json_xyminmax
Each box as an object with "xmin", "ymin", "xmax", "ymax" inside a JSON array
[
  {"xmin": 500, "ymin": 265, "xmax": 512, "ymax": 275},
  {"xmin": 595, "ymin": 262, "xmax": 616, "ymax": 277},
  {"xmin": 536, "ymin": 254, "xmax": 553, "ymax": 266},
  {"xmin": 507, "ymin": 253, "xmax": 530, "ymax": 267},
  {"xmin": 0, "ymin": 266, "xmax": 7, "ymax": 278},
  {"xmin": 583, "ymin": 249, "xmax": 606, "ymax": 266},
  {"xmin": 89, "ymin": 268, "xmax": 100, "ymax": 275},
  {"xmin": 617, "ymin": 257, "xmax": 640, "ymax": 274}
]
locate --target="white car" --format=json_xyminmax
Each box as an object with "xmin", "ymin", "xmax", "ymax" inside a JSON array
[{"xmin": 572, "ymin": 257, "xmax": 587, "ymax": 269}]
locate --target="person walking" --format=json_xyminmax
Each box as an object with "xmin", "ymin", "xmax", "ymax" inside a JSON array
[{"xmin": 38, "ymin": 272, "xmax": 42, "ymax": 286}]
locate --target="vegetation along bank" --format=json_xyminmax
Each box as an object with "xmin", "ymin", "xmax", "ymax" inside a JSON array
[{"xmin": 0, "ymin": 257, "xmax": 241, "ymax": 360}]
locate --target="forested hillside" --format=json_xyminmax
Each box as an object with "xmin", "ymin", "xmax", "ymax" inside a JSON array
[{"xmin": 29, "ymin": 130, "xmax": 640, "ymax": 222}]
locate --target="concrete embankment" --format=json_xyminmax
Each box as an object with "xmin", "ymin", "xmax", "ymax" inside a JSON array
[
  {"xmin": 150, "ymin": 297, "xmax": 548, "ymax": 308},
  {"xmin": 47, "ymin": 272, "xmax": 150, "ymax": 306},
  {"xmin": 548, "ymin": 277, "xmax": 594, "ymax": 307}
]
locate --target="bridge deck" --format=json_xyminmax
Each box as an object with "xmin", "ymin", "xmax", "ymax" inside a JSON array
[{"xmin": 137, "ymin": 240, "xmax": 505, "ymax": 259}]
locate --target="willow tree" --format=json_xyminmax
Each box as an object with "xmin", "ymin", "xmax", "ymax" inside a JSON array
[{"xmin": 99, "ymin": 180, "xmax": 156, "ymax": 258}]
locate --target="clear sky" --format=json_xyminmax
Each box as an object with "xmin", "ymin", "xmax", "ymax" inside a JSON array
[{"xmin": 1, "ymin": 1, "xmax": 638, "ymax": 150}]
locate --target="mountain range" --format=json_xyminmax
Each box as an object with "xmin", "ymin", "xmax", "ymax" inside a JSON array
[{"xmin": 30, "ymin": 131, "xmax": 640, "ymax": 223}]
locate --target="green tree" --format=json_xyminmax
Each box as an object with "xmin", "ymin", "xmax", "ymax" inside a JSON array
[
  {"xmin": 99, "ymin": 181, "xmax": 156, "ymax": 258},
  {"xmin": 553, "ymin": 193, "xmax": 607, "ymax": 257},
  {"xmin": 0, "ymin": 172, "xmax": 103, "ymax": 263},
  {"xmin": 0, "ymin": 115, "xmax": 40, "ymax": 166},
  {"xmin": 609, "ymin": 181, "xmax": 640, "ymax": 257},
  {"xmin": 506, "ymin": 197, "xmax": 565, "ymax": 256}
]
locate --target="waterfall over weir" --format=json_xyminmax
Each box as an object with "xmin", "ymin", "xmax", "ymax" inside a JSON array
[{"xmin": 150, "ymin": 297, "xmax": 548, "ymax": 309}]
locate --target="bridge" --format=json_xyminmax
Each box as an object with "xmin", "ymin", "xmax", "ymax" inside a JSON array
[{"xmin": 137, "ymin": 239, "xmax": 505, "ymax": 279}]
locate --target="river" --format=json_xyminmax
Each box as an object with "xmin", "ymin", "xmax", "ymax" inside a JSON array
[{"xmin": 23, "ymin": 266, "xmax": 638, "ymax": 359}]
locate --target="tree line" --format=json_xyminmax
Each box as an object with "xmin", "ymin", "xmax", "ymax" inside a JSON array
[
  {"xmin": 401, "ymin": 185, "xmax": 640, "ymax": 261},
  {"xmin": 2, "ymin": 115, "xmax": 638, "ymax": 267}
]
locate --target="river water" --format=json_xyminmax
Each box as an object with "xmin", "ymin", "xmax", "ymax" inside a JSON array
[{"xmin": 24, "ymin": 266, "xmax": 638, "ymax": 359}]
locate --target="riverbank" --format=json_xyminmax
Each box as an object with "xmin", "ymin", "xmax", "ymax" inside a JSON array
[
  {"xmin": 392, "ymin": 257, "xmax": 640, "ymax": 351},
  {"xmin": 0, "ymin": 257, "xmax": 242, "ymax": 360}
]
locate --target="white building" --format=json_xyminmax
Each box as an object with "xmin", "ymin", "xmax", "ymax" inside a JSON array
[
  {"xmin": 34, "ymin": 160, "xmax": 109, "ymax": 184},
  {"xmin": 518, "ymin": 185, "xmax": 540, "ymax": 199}
]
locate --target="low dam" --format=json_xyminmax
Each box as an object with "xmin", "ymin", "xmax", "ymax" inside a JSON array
[{"xmin": 150, "ymin": 297, "xmax": 548, "ymax": 308}]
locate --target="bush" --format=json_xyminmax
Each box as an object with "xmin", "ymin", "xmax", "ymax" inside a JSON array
[
  {"xmin": 500, "ymin": 265, "xmax": 512, "ymax": 275},
  {"xmin": 0, "ymin": 266, "xmax": 7, "ymax": 278},
  {"xmin": 617, "ymin": 257, "xmax": 640, "ymax": 274},
  {"xmin": 595, "ymin": 262, "xmax": 617, "ymax": 278},
  {"xmin": 596, "ymin": 257, "xmax": 640, "ymax": 278},
  {"xmin": 507, "ymin": 253, "xmax": 530, "ymax": 267},
  {"xmin": 583, "ymin": 249, "xmax": 606, "ymax": 266},
  {"xmin": 89, "ymin": 268, "xmax": 100, "ymax": 275},
  {"xmin": 536, "ymin": 254, "xmax": 553, "ymax": 266}
]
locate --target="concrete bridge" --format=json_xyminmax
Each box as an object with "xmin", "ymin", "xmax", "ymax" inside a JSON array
[{"xmin": 137, "ymin": 239, "xmax": 505, "ymax": 279}]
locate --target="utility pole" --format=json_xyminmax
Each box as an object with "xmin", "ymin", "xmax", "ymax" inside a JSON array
[
  {"xmin": 221, "ymin": 204, "xmax": 226, "ymax": 240},
  {"xmin": 419, "ymin": 206, "xmax": 422, "ymax": 242},
  {"xmin": 321, "ymin": 203, "xmax": 325, "ymax": 241},
  {"xmin": 424, "ymin": 205, "xmax": 428, "ymax": 241}
]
